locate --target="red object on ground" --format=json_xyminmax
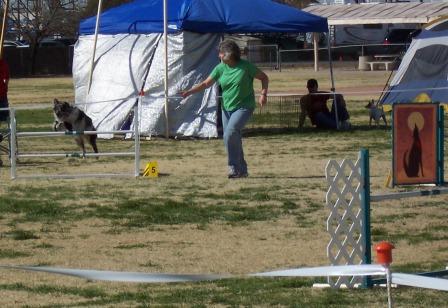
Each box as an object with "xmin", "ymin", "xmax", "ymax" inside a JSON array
[{"xmin": 375, "ymin": 241, "xmax": 395, "ymax": 265}]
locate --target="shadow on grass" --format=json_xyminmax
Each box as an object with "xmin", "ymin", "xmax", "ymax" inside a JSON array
[
  {"xmin": 243, "ymin": 125, "xmax": 390, "ymax": 137},
  {"xmin": 247, "ymin": 175, "xmax": 325, "ymax": 180}
]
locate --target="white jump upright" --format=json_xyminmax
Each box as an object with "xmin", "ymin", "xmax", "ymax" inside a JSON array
[
  {"xmin": 325, "ymin": 149, "xmax": 371, "ymax": 288},
  {"xmin": 8, "ymin": 104, "xmax": 141, "ymax": 179},
  {"xmin": 326, "ymin": 148, "xmax": 448, "ymax": 289}
]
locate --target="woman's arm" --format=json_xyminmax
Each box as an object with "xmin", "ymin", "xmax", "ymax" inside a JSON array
[
  {"xmin": 255, "ymin": 70, "xmax": 269, "ymax": 107},
  {"xmin": 181, "ymin": 77, "xmax": 215, "ymax": 98}
]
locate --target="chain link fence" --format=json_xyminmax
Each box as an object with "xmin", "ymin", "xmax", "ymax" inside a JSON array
[
  {"xmin": 244, "ymin": 43, "xmax": 408, "ymax": 71},
  {"xmin": 246, "ymin": 95, "xmax": 301, "ymax": 130},
  {"xmin": 245, "ymin": 44, "xmax": 279, "ymax": 70}
]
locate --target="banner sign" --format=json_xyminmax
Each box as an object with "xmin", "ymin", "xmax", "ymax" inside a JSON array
[{"xmin": 393, "ymin": 103, "xmax": 441, "ymax": 185}]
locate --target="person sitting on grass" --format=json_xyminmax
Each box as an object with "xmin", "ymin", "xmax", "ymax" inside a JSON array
[{"xmin": 298, "ymin": 78, "xmax": 350, "ymax": 130}]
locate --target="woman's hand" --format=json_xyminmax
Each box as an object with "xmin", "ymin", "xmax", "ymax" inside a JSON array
[
  {"xmin": 254, "ymin": 69, "xmax": 268, "ymax": 108},
  {"xmin": 180, "ymin": 90, "xmax": 191, "ymax": 98},
  {"xmin": 258, "ymin": 94, "xmax": 267, "ymax": 107}
]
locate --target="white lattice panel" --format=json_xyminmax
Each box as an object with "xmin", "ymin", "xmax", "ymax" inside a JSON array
[{"xmin": 325, "ymin": 155, "xmax": 365, "ymax": 288}]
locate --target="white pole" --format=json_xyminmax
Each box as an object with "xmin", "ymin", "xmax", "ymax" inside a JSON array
[
  {"xmin": 386, "ymin": 267, "xmax": 393, "ymax": 308},
  {"xmin": 9, "ymin": 108, "xmax": 16, "ymax": 179},
  {"xmin": 17, "ymin": 152, "xmax": 134, "ymax": 158},
  {"xmin": 16, "ymin": 130, "xmax": 134, "ymax": 137},
  {"xmin": 134, "ymin": 104, "xmax": 140, "ymax": 177},
  {"xmin": 371, "ymin": 188, "xmax": 448, "ymax": 202},
  {"xmin": 16, "ymin": 173, "xmax": 136, "ymax": 180},
  {"xmin": 313, "ymin": 32, "xmax": 319, "ymax": 72},
  {"xmin": 86, "ymin": 0, "xmax": 104, "ymax": 96},
  {"xmin": 326, "ymin": 27, "xmax": 339, "ymax": 130},
  {"xmin": 0, "ymin": 0, "xmax": 10, "ymax": 60},
  {"xmin": 163, "ymin": 0, "xmax": 169, "ymax": 138}
]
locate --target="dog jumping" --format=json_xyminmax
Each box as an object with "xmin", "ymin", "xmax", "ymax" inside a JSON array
[
  {"xmin": 365, "ymin": 99, "xmax": 387, "ymax": 127},
  {"xmin": 53, "ymin": 99, "xmax": 99, "ymax": 155}
]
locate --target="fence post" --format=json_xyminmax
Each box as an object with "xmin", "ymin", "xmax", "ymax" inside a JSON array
[
  {"xmin": 278, "ymin": 50, "xmax": 282, "ymax": 72},
  {"xmin": 276, "ymin": 45, "xmax": 280, "ymax": 70},
  {"xmin": 360, "ymin": 148, "xmax": 372, "ymax": 287}
]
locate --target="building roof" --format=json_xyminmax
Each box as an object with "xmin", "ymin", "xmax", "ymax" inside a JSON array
[{"xmin": 303, "ymin": 3, "xmax": 448, "ymax": 25}]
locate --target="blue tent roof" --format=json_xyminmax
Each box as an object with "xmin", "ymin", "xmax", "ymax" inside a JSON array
[{"xmin": 79, "ymin": 0, "xmax": 328, "ymax": 35}]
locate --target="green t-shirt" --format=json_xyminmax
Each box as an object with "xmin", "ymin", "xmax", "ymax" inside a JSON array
[{"xmin": 209, "ymin": 59, "xmax": 258, "ymax": 111}]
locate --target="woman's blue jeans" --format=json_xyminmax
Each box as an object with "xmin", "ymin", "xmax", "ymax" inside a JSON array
[{"xmin": 221, "ymin": 107, "xmax": 254, "ymax": 175}]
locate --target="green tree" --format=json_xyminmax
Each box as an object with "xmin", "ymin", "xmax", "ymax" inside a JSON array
[
  {"xmin": 8, "ymin": 0, "xmax": 82, "ymax": 74},
  {"xmin": 5, "ymin": 0, "xmax": 129, "ymax": 75}
]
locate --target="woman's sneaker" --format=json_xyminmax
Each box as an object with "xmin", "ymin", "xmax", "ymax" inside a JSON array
[
  {"xmin": 227, "ymin": 166, "xmax": 248, "ymax": 178},
  {"xmin": 228, "ymin": 166, "xmax": 238, "ymax": 178},
  {"xmin": 228, "ymin": 172, "xmax": 248, "ymax": 179}
]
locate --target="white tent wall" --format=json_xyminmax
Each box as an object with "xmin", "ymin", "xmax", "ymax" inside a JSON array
[
  {"xmin": 388, "ymin": 35, "xmax": 447, "ymax": 88},
  {"xmin": 382, "ymin": 17, "xmax": 448, "ymax": 106},
  {"xmin": 73, "ymin": 31, "xmax": 221, "ymax": 138}
]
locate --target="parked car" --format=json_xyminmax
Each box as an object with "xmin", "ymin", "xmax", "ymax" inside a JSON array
[
  {"xmin": 3, "ymin": 40, "xmax": 29, "ymax": 48},
  {"xmin": 38, "ymin": 38, "xmax": 76, "ymax": 48}
]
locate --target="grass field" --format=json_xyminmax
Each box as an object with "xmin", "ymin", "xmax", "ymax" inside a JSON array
[{"xmin": 1, "ymin": 67, "xmax": 448, "ymax": 307}]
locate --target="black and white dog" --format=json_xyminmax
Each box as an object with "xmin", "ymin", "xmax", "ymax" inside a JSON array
[{"xmin": 53, "ymin": 99, "xmax": 98, "ymax": 155}]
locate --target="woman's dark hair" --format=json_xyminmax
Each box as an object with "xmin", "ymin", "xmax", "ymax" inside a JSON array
[{"xmin": 219, "ymin": 40, "xmax": 241, "ymax": 62}]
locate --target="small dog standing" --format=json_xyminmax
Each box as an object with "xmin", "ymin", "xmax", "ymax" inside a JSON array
[
  {"xmin": 365, "ymin": 100, "xmax": 387, "ymax": 127},
  {"xmin": 53, "ymin": 99, "xmax": 99, "ymax": 155}
]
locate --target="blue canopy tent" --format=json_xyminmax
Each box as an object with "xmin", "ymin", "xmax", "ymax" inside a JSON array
[
  {"xmin": 79, "ymin": 0, "xmax": 328, "ymax": 34},
  {"xmin": 381, "ymin": 18, "xmax": 448, "ymax": 110},
  {"xmin": 74, "ymin": 0, "xmax": 328, "ymax": 138}
]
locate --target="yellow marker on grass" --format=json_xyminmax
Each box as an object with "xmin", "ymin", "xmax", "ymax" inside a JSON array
[{"xmin": 143, "ymin": 161, "xmax": 159, "ymax": 177}]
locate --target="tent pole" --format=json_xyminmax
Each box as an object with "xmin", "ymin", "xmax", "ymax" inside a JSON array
[
  {"xmin": 86, "ymin": 0, "xmax": 103, "ymax": 97},
  {"xmin": 326, "ymin": 27, "xmax": 339, "ymax": 130},
  {"xmin": 376, "ymin": 57, "xmax": 398, "ymax": 105},
  {"xmin": 163, "ymin": 0, "xmax": 169, "ymax": 138},
  {"xmin": 313, "ymin": 32, "xmax": 319, "ymax": 72},
  {"xmin": 0, "ymin": 0, "xmax": 9, "ymax": 60}
]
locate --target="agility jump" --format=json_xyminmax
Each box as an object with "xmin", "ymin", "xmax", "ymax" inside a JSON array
[{"xmin": 7, "ymin": 105, "xmax": 141, "ymax": 179}]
